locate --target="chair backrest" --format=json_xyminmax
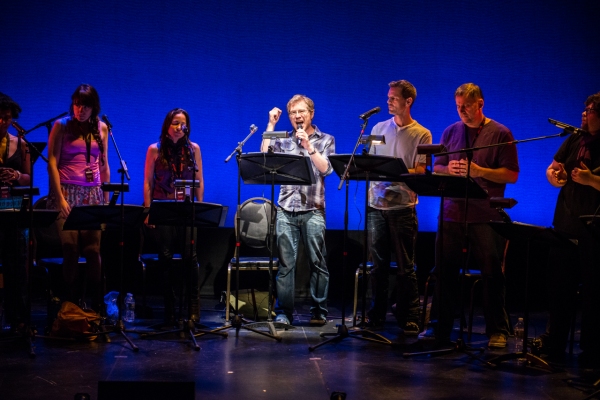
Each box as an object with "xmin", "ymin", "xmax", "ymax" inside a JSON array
[{"xmin": 235, "ymin": 197, "xmax": 275, "ymax": 249}]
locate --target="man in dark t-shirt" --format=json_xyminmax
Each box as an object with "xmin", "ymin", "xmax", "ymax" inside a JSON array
[{"xmin": 419, "ymin": 83, "xmax": 520, "ymax": 349}]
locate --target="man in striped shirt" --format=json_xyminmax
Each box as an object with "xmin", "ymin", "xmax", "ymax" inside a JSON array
[{"xmin": 261, "ymin": 94, "xmax": 335, "ymax": 326}]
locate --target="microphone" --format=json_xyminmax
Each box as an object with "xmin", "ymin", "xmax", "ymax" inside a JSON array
[
  {"xmin": 181, "ymin": 124, "xmax": 189, "ymax": 135},
  {"xmin": 548, "ymin": 118, "xmax": 588, "ymax": 135},
  {"xmin": 359, "ymin": 106, "xmax": 381, "ymax": 120},
  {"xmin": 101, "ymin": 115, "xmax": 113, "ymax": 130},
  {"xmin": 296, "ymin": 123, "xmax": 303, "ymax": 146},
  {"xmin": 250, "ymin": 124, "xmax": 258, "ymax": 134},
  {"xmin": 11, "ymin": 121, "xmax": 26, "ymax": 135}
]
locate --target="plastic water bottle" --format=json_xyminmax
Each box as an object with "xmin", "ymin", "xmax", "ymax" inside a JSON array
[
  {"xmin": 514, "ymin": 317, "xmax": 524, "ymax": 353},
  {"xmin": 124, "ymin": 293, "xmax": 135, "ymax": 323}
]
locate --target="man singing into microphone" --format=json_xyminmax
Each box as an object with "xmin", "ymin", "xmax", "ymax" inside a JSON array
[
  {"xmin": 260, "ymin": 95, "xmax": 335, "ymax": 326},
  {"xmin": 364, "ymin": 80, "xmax": 432, "ymax": 335},
  {"xmin": 420, "ymin": 83, "xmax": 519, "ymax": 349}
]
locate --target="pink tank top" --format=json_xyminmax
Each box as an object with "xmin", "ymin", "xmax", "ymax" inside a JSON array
[{"xmin": 57, "ymin": 118, "xmax": 101, "ymax": 186}]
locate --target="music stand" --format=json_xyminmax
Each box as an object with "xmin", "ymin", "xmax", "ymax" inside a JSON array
[
  {"xmin": 139, "ymin": 200, "xmax": 229, "ymax": 350},
  {"xmin": 309, "ymin": 154, "xmax": 409, "ymax": 351},
  {"xmin": 224, "ymin": 152, "xmax": 314, "ymax": 340},
  {"xmin": 63, "ymin": 204, "xmax": 147, "ymax": 351},
  {"xmin": 401, "ymin": 173, "xmax": 493, "ymax": 364},
  {"xmin": 0, "ymin": 206, "xmax": 58, "ymax": 354},
  {"xmin": 487, "ymin": 221, "xmax": 575, "ymax": 372}
]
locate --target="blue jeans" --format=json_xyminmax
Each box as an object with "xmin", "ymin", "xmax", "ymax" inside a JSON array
[
  {"xmin": 367, "ymin": 207, "xmax": 420, "ymax": 325},
  {"xmin": 275, "ymin": 209, "xmax": 329, "ymax": 322}
]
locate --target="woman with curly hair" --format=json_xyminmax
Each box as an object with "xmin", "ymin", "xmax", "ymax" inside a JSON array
[
  {"xmin": 47, "ymin": 84, "xmax": 110, "ymax": 313},
  {"xmin": 143, "ymin": 108, "xmax": 204, "ymax": 323}
]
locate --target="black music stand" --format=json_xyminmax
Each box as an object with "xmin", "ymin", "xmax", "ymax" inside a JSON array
[
  {"xmin": 0, "ymin": 206, "xmax": 58, "ymax": 353},
  {"xmin": 225, "ymin": 152, "xmax": 314, "ymax": 340},
  {"xmin": 487, "ymin": 221, "xmax": 575, "ymax": 372},
  {"xmin": 63, "ymin": 204, "xmax": 147, "ymax": 351},
  {"xmin": 309, "ymin": 154, "xmax": 409, "ymax": 351},
  {"xmin": 139, "ymin": 200, "xmax": 229, "ymax": 349},
  {"xmin": 401, "ymin": 173, "xmax": 492, "ymax": 363}
]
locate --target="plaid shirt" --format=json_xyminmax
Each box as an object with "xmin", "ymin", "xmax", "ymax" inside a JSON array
[{"xmin": 270, "ymin": 125, "xmax": 335, "ymax": 212}]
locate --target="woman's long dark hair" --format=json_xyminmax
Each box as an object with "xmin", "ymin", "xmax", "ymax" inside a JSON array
[
  {"xmin": 158, "ymin": 108, "xmax": 191, "ymax": 166},
  {"xmin": 68, "ymin": 84, "xmax": 105, "ymax": 165}
]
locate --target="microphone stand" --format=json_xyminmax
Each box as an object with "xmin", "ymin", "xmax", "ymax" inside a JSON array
[
  {"xmin": 101, "ymin": 121, "xmax": 139, "ymax": 352},
  {"xmin": 225, "ymin": 125, "xmax": 257, "ymax": 163},
  {"xmin": 24, "ymin": 112, "xmax": 68, "ymax": 135},
  {"xmin": 220, "ymin": 125, "xmax": 283, "ymax": 341}
]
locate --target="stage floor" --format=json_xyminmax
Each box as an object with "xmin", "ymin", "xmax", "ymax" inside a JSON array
[{"xmin": 0, "ymin": 297, "xmax": 597, "ymax": 400}]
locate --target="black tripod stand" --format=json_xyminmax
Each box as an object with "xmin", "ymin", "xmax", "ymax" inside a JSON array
[
  {"xmin": 308, "ymin": 154, "xmax": 409, "ymax": 351},
  {"xmin": 139, "ymin": 199, "xmax": 229, "ymax": 350}
]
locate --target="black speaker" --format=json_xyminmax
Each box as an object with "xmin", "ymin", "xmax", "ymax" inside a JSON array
[{"xmin": 97, "ymin": 381, "xmax": 195, "ymax": 400}]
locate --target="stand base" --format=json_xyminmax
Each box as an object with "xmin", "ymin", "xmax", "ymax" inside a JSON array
[
  {"xmin": 219, "ymin": 314, "xmax": 293, "ymax": 342},
  {"xmin": 567, "ymin": 377, "xmax": 600, "ymax": 400},
  {"xmin": 403, "ymin": 338, "xmax": 494, "ymax": 367},
  {"xmin": 488, "ymin": 351, "xmax": 555, "ymax": 372},
  {"xmin": 139, "ymin": 318, "xmax": 228, "ymax": 351},
  {"xmin": 0, "ymin": 324, "xmax": 38, "ymax": 358},
  {"xmin": 100, "ymin": 319, "xmax": 139, "ymax": 352},
  {"xmin": 308, "ymin": 323, "xmax": 392, "ymax": 352}
]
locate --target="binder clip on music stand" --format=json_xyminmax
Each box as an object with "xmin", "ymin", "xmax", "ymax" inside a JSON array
[
  {"xmin": 226, "ymin": 152, "xmax": 315, "ymax": 339},
  {"xmin": 63, "ymin": 198, "xmax": 147, "ymax": 352},
  {"xmin": 139, "ymin": 191, "xmax": 229, "ymax": 351}
]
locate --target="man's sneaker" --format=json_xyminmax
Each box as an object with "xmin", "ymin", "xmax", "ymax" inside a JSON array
[
  {"xmin": 418, "ymin": 326, "xmax": 436, "ymax": 342},
  {"xmin": 309, "ymin": 314, "xmax": 327, "ymax": 326},
  {"xmin": 274, "ymin": 314, "xmax": 291, "ymax": 325},
  {"xmin": 402, "ymin": 322, "xmax": 420, "ymax": 336},
  {"xmin": 488, "ymin": 333, "xmax": 507, "ymax": 349}
]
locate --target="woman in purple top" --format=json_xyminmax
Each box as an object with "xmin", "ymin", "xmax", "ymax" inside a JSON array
[
  {"xmin": 143, "ymin": 108, "xmax": 204, "ymax": 322},
  {"xmin": 47, "ymin": 84, "xmax": 110, "ymax": 312}
]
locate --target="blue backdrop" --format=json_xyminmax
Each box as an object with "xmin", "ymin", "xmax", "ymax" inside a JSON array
[{"xmin": 3, "ymin": 0, "xmax": 600, "ymax": 232}]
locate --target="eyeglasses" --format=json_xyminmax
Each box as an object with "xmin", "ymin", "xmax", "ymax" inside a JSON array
[
  {"xmin": 0, "ymin": 113, "xmax": 12, "ymax": 121},
  {"xmin": 584, "ymin": 107, "xmax": 597, "ymax": 115},
  {"xmin": 289, "ymin": 109, "xmax": 308, "ymax": 116}
]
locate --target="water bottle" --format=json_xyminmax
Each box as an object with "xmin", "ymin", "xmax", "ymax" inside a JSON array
[
  {"xmin": 124, "ymin": 293, "xmax": 135, "ymax": 323},
  {"xmin": 514, "ymin": 317, "xmax": 524, "ymax": 353}
]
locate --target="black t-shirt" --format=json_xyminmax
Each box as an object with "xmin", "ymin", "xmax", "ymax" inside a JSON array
[{"xmin": 553, "ymin": 134, "xmax": 600, "ymax": 236}]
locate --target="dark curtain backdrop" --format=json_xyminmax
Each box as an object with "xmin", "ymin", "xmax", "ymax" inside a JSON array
[{"xmin": 3, "ymin": 0, "xmax": 600, "ymax": 232}]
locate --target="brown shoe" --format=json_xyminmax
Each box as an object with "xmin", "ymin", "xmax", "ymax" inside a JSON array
[
  {"xmin": 309, "ymin": 314, "xmax": 327, "ymax": 326},
  {"xmin": 488, "ymin": 333, "xmax": 507, "ymax": 348}
]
